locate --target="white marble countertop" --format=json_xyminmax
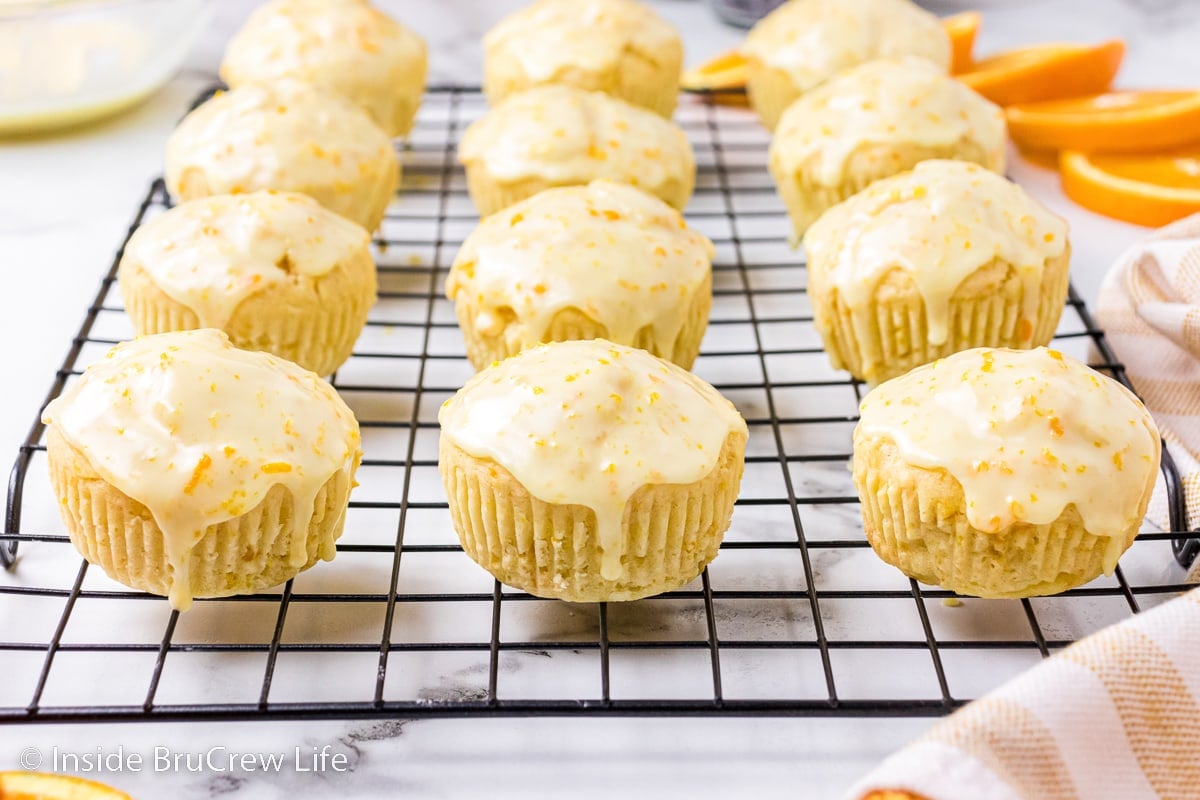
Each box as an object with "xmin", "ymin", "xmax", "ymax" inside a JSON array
[{"xmin": 0, "ymin": 0, "xmax": 1198, "ymax": 797}]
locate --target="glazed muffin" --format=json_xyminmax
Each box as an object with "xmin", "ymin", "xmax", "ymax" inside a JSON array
[
  {"xmin": 804, "ymin": 161, "xmax": 1070, "ymax": 385},
  {"xmin": 220, "ymin": 0, "xmax": 428, "ymax": 137},
  {"xmin": 743, "ymin": 0, "xmax": 950, "ymax": 130},
  {"xmin": 118, "ymin": 191, "xmax": 376, "ymax": 377},
  {"xmin": 42, "ymin": 329, "xmax": 363, "ymax": 610},
  {"xmin": 447, "ymin": 180, "xmax": 714, "ymax": 370},
  {"xmin": 853, "ymin": 347, "xmax": 1160, "ymax": 598},
  {"xmin": 457, "ymin": 85, "xmax": 694, "ymax": 215},
  {"xmin": 769, "ymin": 58, "xmax": 1005, "ymax": 237},
  {"xmin": 483, "ymin": 0, "xmax": 683, "ymax": 117},
  {"xmin": 165, "ymin": 81, "xmax": 398, "ymax": 231},
  {"xmin": 439, "ymin": 339, "xmax": 748, "ymax": 602}
]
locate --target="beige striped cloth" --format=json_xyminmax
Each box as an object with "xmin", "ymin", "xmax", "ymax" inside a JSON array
[
  {"xmin": 847, "ymin": 216, "xmax": 1200, "ymax": 800},
  {"xmin": 1093, "ymin": 213, "xmax": 1200, "ymax": 582},
  {"xmin": 846, "ymin": 588, "xmax": 1200, "ymax": 800}
]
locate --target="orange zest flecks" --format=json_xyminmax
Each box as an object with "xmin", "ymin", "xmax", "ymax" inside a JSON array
[
  {"xmin": 183, "ymin": 454, "xmax": 212, "ymax": 495},
  {"xmin": 261, "ymin": 461, "xmax": 293, "ymax": 474}
]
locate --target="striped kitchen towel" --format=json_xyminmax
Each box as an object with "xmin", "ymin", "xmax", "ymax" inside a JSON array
[
  {"xmin": 1094, "ymin": 213, "xmax": 1200, "ymax": 582},
  {"xmin": 846, "ymin": 587, "xmax": 1200, "ymax": 800}
]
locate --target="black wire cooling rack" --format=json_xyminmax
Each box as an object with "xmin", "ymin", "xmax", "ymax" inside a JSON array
[{"xmin": 2, "ymin": 87, "xmax": 1197, "ymax": 725}]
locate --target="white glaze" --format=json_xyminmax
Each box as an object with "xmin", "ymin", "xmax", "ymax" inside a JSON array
[
  {"xmin": 41, "ymin": 329, "xmax": 362, "ymax": 610},
  {"xmin": 447, "ymin": 180, "xmax": 713, "ymax": 356},
  {"xmin": 769, "ymin": 58, "xmax": 1006, "ymax": 187},
  {"xmin": 484, "ymin": 0, "xmax": 680, "ymax": 83},
  {"xmin": 164, "ymin": 80, "xmax": 396, "ymax": 211},
  {"xmin": 219, "ymin": 0, "xmax": 427, "ymax": 136},
  {"xmin": 121, "ymin": 191, "xmax": 371, "ymax": 329},
  {"xmin": 457, "ymin": 84, "xmax": 693, "ymax": 188},
  {"xmin": 804, "ymin": 161, "xmax": 1068, "ymax": 346},
  {"xmin": 857, "ymin": 347, "xmax": 1160, "ymax": 552},
  {"xmin": 743, "ymin": 0, "xmax": 949, "ymax": 92},
  {"xmin": 438, "ymin": 340, "xmax": 747, "ymax": 579}
]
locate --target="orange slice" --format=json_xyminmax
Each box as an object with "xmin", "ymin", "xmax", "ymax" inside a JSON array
[
  {"xmin": 0, "ymin": 772, "xmax": 132, "ymax": 800},
  {"xmin": 1008, "ymin": 91, "xmax": 1200, "ymax": 153},
  {"xmin": 1016, "ymin": 146, "xmax": 1061, "ymax": 171},
  {"xmin": 958, "ymin": 40, "xmax": 1125, "ymax": 106},
  {"xmin": 1060, "ymin": 149, "xmax": 1200, "ymax": 226},
  {"xmin": 944, "ymin": 12, "xmax": 981, "ymax": 74},
  {"xmin": 680, "ymin": 49, "xmax": 749, "ymax": 105},
  {"xmin": 682, "ymin": 49, "xmax": 748, "ymax": 91}
]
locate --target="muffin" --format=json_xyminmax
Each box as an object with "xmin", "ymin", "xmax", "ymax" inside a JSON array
[
  {"xmin": 804, "ymin": 161, "xmax": 1070, "ymax": 385},
  {"xmin": 165, "ymin": 81, "xmax": 398, "ymax": 231},
  {"xmin": 483, "ymin": 0, "xmax": 683, "ymax": 117},
  {"xmin": 743, "ymin": 0, "xmax": 950, "ymax": 130},
  {"xmin": 457, "ymin": 85, "xmax": 695, "ymax": 215},
  {"xmin": 119, "ymin": 191, "xmax": 377, "ymax": 377},
  {"xmin": 220, "ymin": 0, "xmax": 428, "ymax": 137},
  {"xmin": 41, "ymin": 329, "xmax": 363, "ymax": 611},
  {"xmin": 438, "ymin": 339, "xmax": 748, "ymax": 601},
  {"xmin": 853, "ymin": 347, "xmax": 1160, "ymax": 598},
  {"xmin": 447, "ymin": 180, "xmax": 714, "ymax": 370},
  {"xmin": 769, "ymin": 58, "xmax": 1005, "ymax": 237}
]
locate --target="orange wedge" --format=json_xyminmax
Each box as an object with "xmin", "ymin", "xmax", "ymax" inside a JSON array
[
  {"xmin": 1060, "ymin": 149, "xmax": 1200, "ymax": 226},
  {"xmin": 944, "ymin": 12, "xmax": 981, "ymax": 74},
  {"xmin": 0, "ymin": 772, "xmax": 132, "ymax": 799},
  {"xmin": 958, "ymin": 40, "xmax": 1125, "ymax": 106},
  {"xmin": 1008, "ymin": 91, "xmax": 1200, "ymax": 153}
]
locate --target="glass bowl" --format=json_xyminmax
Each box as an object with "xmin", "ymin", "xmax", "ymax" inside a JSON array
[{"xmin": 0, "ymin": 0, "xmax": 212, "ymax": 135}]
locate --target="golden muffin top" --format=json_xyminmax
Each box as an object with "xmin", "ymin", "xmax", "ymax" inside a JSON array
[
  {"xmin": 485, "ymin": 0, "xmax": 681, "ymax": 83},
  {"xmin": 804, "ymin": 160, "xmax": 1068, "ymax": 346},
  {"xmin": 457, "ymin": 85, "xmax": 693, "ymax": 203},
  {"xmin": 744, "ymin": 0, "xmax": 949, "ymax": 93},
  {"xmin": 770, "ymin": 58, "xmax": 1005, "ymax": 187},
  {"xmin": 121, "ymin": 191, "xmax": 372, "ymax": 329},
  {"xmin": 439, "ymin": 339, "xmax": 747, "ymax": 579},
  {"xmin": 447, "ymin": 180, "xmax": 713, "ymax": 360},
  {"xmin": 166, "ymin": 81, "xmax": 396, "ymax": 201},
  {"xmin": 42, "ymin": 329, "xmax": 362, "ymax": 609},
  {"xmin": 857, "ymin": 346, "xmax": 1160, "ymax": 546},
  {"xmin": 220, "ymin": 0, "xmax": 427, "ymax": 135}
]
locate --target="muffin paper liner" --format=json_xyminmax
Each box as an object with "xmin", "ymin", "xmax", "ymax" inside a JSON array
[
  {"xmin": 745, "ymin": 59, "xmax": 801, "ymax": 132},
  {"xmin": 47, "ymin": 429, "xmax": 350, "ymax": 608},
  {"xmin": 817, "ymin": 252, "xmax": 1071, "ymax": 385},
  {"xmin": 854, "ymin": 436, "xmax": 1140, "ymax": 598},
  {"xmin": 121, "ymin": 262, "xmax": 373, "ymax": 377},
  {"xmin": 464, "ymin": 165, "xmax": 692, "ymax": 218},
  {"xmin": 453, "ymin": 273, "xmax": 711, "ymax": 370},
  {"xmin": 439, "ymin": 433, "xmax": 744, "ymax": 602}
]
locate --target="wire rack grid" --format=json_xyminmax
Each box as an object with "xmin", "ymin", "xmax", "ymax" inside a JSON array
[{"xmin": 1, "ymin": 87, "xmax": 1196, "ymax": 725}]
